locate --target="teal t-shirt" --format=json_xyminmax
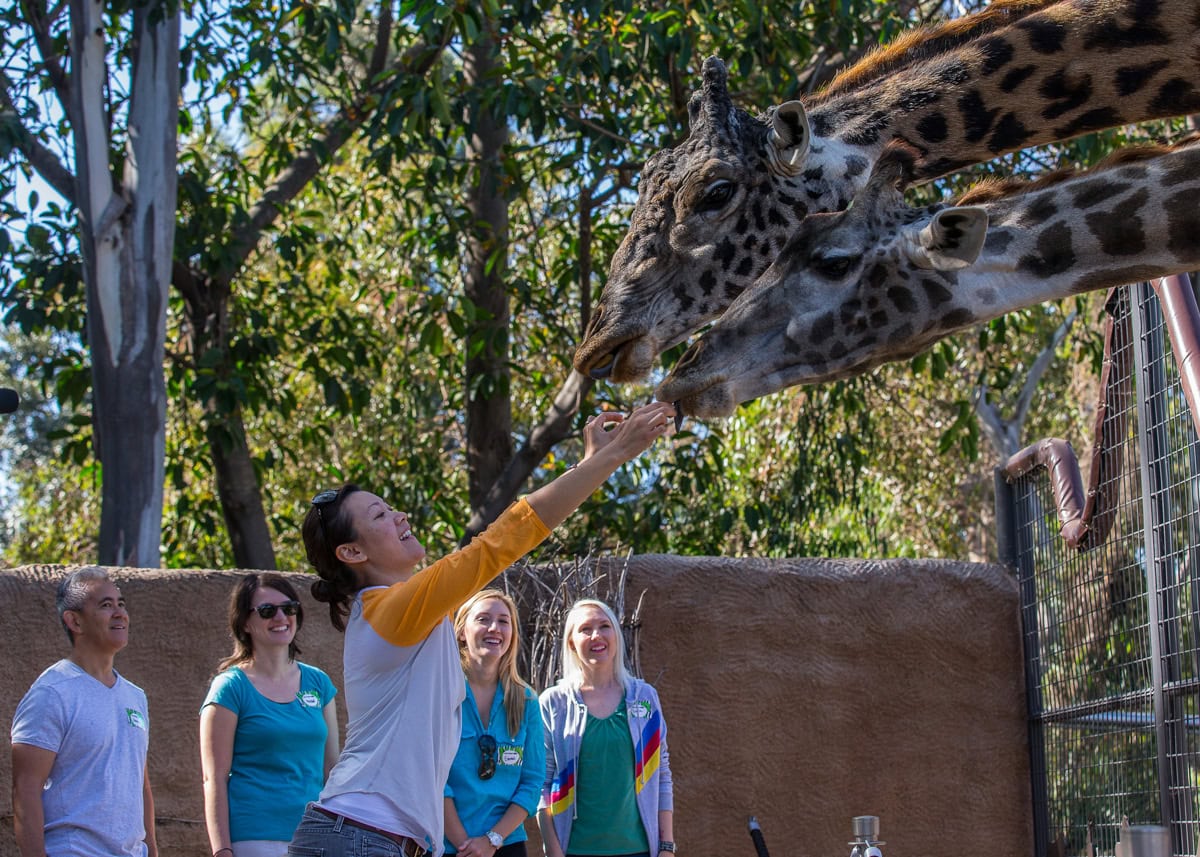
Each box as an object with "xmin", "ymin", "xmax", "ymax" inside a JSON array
[
  {"xmin": 566, "ymin": 699, "xmax": 650, "ymax": 856},
  {"xmin": 202, "ymin": 663, "xmax": 337, "ymax": 842}
]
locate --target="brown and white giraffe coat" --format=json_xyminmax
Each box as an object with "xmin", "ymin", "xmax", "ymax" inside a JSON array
[
  {"xmin": 656, "ymin": 137, "xmax": 1200, "ymax": 417},
  {"xmin": 573, "ymin": 0, "xmax": 1200, "ymax": 384}
]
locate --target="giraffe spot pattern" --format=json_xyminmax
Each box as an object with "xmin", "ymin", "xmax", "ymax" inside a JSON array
[
  {"xmin": 1018, "ymin": 221, "xmax": 1076, "ymax": 277},
  {"xmin": 1151, "ymin": 79, "xmax": 1200, "ymax": 115},
  {"xmin": 1000, "ymin": 65, "xmax": 1037, "ymax": 93},
  {"xmin": 810, "ymin": 313, "xmax": 835, "ymax": 345},
  {"xmin": 1017, "ymin": 18, "xmax": 1068, "ymax": 53},
  {"xmin": 958, "ymin": 90, "xmax": 999, "ymax": 143},
  {"xmin": 887, "ymin": 322, "xmax": 914, "ymax": 345},
  {"xmin": 916, "ymin": 113, "xmax": 949, "ymax": 143},
  {"xmin": 1039, "ymin": 69, "xmax": 1093, "ymax": 120},
  {"xmin": 976, "ymin": 287, "xmax": 999, "ymax": 306},
  {"xmin": 1164, "ymin": 189, "xmax": 1200, "ymax": 259},
  {"xmin": 920, "ymin": 278, "xmax": 953, "ymax": 307},
  {"xmin": 1023, "ymin": 195, "xmax": 1059, "ymax": 226},
  {"xmin": 1086, "ymin": 191, "xmax": 1147, "ymax": 257},
  {"xmin": 888, "ymin": 286, "xmax": 916, "ymax": 313},
  {"xmin": 934, "ymin": 60, "xmax": 971, "ymax": 87},
  {"xmin": 1053, "ymin": 107, "xmax": 1125, "ymax": 140},
  {"xmin": 1116, "ymin": 60, "xmax": 1171, "ymax": 96},
  {"xmin": 716, "ymin": 238, "xmax": 736, "ymax": 271},
  {"xmin": 1081, "ymin": 1, "xmax": 1169, "ymax": 50},
  {"xmin": 984, "ymin": 229, "xmax": 1014, "ymax": 254},
  {"xmin": 896, "ymin": 88, "xmax": 942, "ymax": 112},
  {"xmin": 699, "ymin": 270, "xmax": 717, "ymax": 296},
  {"xmin": 866, "ymin": 264, "xmax": 888, "ymax": 290},
  {"xmin": 940, "ymin": 308, "xmax": 976, "ymax": 330},
  {"xmin": 844, "ymin": 155, "xmax": 869, "ymax": 179},
  {"xmin": 977, "ymin": 36, "xmax": 1014, "ymax": 75},
  {"xmin": 987, "ymin": 113, "xmax": 1033, "ymax": 153},
  {"xmin": 1070, "ymin": 180, "xmax": 1132, "ymax": 210}
]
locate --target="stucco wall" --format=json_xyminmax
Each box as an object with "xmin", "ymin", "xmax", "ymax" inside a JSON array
[{"xmin": 0, "ymin": 558, "xmax": 1031, "ymax": 857}]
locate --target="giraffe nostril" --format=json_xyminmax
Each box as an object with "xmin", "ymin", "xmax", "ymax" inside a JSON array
[
  {"xmin": 675, "ymin": 340, "xmax": 703, "ymax": 372},
  {"xmin": 584, "ymin": 305, "xmax": 605, "ymax": 337}
]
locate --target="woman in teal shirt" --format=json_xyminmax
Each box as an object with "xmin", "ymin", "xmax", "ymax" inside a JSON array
[
  {"xmin": 444, "ymin": 589, "xmax": 545, "ymax": 857},
  {"xmin": 200, "ymin": 573, "xmax": 340, "ymax": 857}
]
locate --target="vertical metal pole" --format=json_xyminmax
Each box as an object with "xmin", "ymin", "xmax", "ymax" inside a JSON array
[
  {"xmin": 1130, "ymin": 281, "xmax": 1185, "ymax": 852},
  {"xmin": 998, "ymin": 466, "xmax": 1050, "ymax": 857}
]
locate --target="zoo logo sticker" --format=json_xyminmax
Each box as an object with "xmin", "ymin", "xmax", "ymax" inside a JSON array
[
  {"xmin": 499, "ymin": 745, "xmax": 524, "ymax": 767},
  {"xmin": 126, "ymin": 709, "xmax": 147, "ymax": 730},
  {"xmin": 628, "ymin": 700, "xmax": 653, "ymax": 719},
  {"xmin": 297, "ymin": 691, "xmax": 323, "ymax": 708}
]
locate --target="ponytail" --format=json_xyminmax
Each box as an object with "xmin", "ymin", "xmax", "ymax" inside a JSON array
[{"xmin": 302, "ymin": 484, "xmax": 363, "ymax": 633}]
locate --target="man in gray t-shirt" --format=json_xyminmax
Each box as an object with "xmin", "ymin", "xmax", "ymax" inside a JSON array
[{"xmin": 10, "ymin": 567, "xmax": 158, "ymax": 857}]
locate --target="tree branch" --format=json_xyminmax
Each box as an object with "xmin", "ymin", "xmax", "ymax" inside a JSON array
[
  {"xmin": 1, "ymin": 73, "xmax": 76, "ymax": 203},
  {"xmin": 461, "ymin": 370, "xmax": 594, "ymax": 541},
  {"xmin": 1013, "ymin": 311, "xmax": 1076, "ymax": 429},
  {"xmin": 18, "ymin": 0, "xmax": 73, "ymax": 122},
  {"xmin": 216, "ymin": 27, "xmax": 451, "ymax": 287}
]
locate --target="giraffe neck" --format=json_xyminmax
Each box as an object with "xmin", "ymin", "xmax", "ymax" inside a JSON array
[
  {"xmin": 944, "ymin": 141, "xmax": 1200, "ymax": 321},
  {"xmin": 804, "ymin": 0, "xmax": 1200, "ymax": 187}
]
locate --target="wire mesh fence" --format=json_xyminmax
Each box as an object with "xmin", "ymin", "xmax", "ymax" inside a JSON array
[{"xmin": 998, "ymin": 280, "xmax": 1200, "ymax": 857}]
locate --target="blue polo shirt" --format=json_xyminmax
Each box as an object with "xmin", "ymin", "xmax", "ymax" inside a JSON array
[{"xmin": 444, "ymin": 680, "xmax": 545, "ymax": 852}]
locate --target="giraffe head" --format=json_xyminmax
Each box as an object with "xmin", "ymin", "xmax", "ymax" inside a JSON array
[
  {"xmin": 573, "ymin": 57, "xmax": 811, "ymax": 382},
  {"xmin": 657, "ymin": 143, "xmax": 989, "ymax": 418}
]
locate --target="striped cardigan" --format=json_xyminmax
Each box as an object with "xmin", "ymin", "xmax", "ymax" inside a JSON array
[{"xmin": 538, "ymin": 676, "xmax": 674, "ymax": 853}]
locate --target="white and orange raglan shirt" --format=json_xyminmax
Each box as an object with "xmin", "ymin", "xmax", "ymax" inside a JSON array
[{"xmin": 317, "ymin": 498, "xmax": 550, "ymax": 856}]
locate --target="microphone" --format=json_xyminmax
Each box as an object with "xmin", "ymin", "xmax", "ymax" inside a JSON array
[{"xmin": 0, "ymin": 388, "xmax": 19, "ymax": 414}]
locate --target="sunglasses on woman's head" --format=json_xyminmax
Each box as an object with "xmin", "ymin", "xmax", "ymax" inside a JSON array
[
  {"xmin": 254, "ymin": 600, "xmax": 300, "ymax": 620},
  {"xmin": 477, "ymin": 734, "xmax": 497, "ymax": 780},
  {"xmin": 311, "ymin": 489, "xmax": 338, "ymax": 538}
]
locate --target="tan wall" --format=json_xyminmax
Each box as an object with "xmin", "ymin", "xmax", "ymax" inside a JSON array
[{"xmin": 0, "ymin": 558, "xmax": 1031, "ymax": 857}]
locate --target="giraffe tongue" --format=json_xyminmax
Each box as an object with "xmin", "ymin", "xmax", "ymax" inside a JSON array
[{"xmin": 673, "ymin": 405, "xmax": 684, "ymax": 432}]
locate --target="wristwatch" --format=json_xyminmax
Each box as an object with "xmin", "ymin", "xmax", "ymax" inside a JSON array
[{"xmin": 486, "ymin": 830, "xmax": 504, "ymax": 848}]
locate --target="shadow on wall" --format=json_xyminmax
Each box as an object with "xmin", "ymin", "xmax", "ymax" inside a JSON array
[{"xmin": 0, "ymin": 558, "xmax": 1031, "ymax": 857}]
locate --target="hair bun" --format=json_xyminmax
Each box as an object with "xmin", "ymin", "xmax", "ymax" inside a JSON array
[{"xmin": 311, "ymin": 578, "xmax": 333, "ymax": 602}]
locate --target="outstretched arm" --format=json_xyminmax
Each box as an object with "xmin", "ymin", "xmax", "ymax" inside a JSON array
[{"xmin": 525, "ymin": 401, "xmax": 675, "ymax": 530}]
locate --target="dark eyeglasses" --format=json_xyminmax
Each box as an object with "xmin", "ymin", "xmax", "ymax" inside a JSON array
[
  {"xmin": 477, "ymin": 734, "xmax": 497, "ymax": 780},
  {"xmin": 254, "ymin": 600, "xmax": 300, "ymax": 620}
]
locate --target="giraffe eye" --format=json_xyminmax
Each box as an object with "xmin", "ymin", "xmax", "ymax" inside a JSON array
[
  {"xmin": 813, "ymin": 254, "xmax": 858, "ymax": 279},
  {"xmin": 697, "ymin": 180, "xmax": 734, "ymax": 213}
]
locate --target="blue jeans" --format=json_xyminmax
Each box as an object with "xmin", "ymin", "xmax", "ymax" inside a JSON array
[{"xmin": 289, "ymin": 804, "xmax": 422, "ymax": 857}]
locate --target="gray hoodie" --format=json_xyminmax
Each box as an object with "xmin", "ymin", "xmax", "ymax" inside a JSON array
[{"xmin": 538, "ymin": 676, "xmax": 674, "ymax": 853}]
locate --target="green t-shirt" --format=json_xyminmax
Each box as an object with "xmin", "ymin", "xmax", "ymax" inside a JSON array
[{"xmin": 566, "ymin": 699, "xmax": 651, "ymax": 856}]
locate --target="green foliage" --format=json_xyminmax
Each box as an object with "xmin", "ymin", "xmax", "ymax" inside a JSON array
[{"xmin": 3, "ymin": 0, "xmax": 1190, "ymax": 568}]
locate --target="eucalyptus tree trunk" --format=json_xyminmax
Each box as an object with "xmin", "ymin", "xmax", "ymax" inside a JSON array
[
  {"xmin": 462, "ymin": 27, "xmax": 514, "ymax": 515},
  {"xmin": 70, "ymin": 0, "xmax": 178, "ymax": 567}
]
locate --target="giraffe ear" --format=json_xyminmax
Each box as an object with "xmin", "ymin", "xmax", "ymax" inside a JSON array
[
  {"xmin": 912, "ymin": 206, "xmax": 989, "ymax": 270},
  {"xmin": 766, "ymin": 101, "xmax": 810, "ymax": 176}
]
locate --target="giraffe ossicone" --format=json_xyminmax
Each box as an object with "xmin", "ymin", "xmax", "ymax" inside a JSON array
[
  {"xmin": 573, "ymin": 0, "xmax": 1200, "ymax": 385},
  {"xmin": 656, "ymin": 136, "xmax": 1200, "ymax": 418}
]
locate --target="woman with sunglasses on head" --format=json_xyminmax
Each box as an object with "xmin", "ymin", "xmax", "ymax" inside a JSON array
[
  {"xmin": 200, "ymin": 573, "xmax": 340, "ymax": 857},
  {"xmin": 538, "ymin": 599, "xmax": 674, "ymax": 857},
  {"xmin": 290, "ymin": 401, "xmax": 676, "ymax": 857},
  {"xmin": 443, "ymin": 589, "xmax": 544, "ymax": 857}
]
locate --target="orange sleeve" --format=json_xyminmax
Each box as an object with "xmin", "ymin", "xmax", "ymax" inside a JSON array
[{"xmin": 360, "ymin": 498, "xmax": 551, "ymax": 646}]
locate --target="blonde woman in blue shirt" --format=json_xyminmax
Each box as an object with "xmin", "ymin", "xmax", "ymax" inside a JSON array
[{"xmin": 444, "ymin": 589, "xmax": 544, "ymax": 857}]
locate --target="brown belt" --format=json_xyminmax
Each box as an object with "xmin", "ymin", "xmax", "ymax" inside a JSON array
[{"xmin": 311, "ymin": 804, "xmax": 428, "ymax": 857}]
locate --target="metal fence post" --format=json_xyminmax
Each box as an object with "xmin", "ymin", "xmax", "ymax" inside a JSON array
[{"xmin": 998, "ymin": 466, "xmax": 1051, "ymax": 857}]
